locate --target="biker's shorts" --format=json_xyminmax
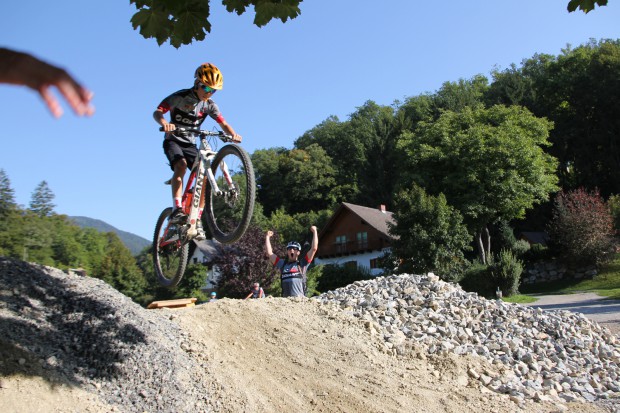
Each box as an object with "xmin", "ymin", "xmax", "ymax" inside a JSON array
[{"xmin": 163, "ymin": 139, "xmax": 198, "ymax": 171}]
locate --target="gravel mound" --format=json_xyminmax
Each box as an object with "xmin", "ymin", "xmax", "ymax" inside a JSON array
[
  {"xmin": 0, "ymin": 256, "xmax": 210, "ymax": 412},
  {"xmin": 315, "ymin": 273, "xmax": 620, "ymax": 405}
]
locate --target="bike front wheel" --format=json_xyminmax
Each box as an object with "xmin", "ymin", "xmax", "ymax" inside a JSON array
[
  {"xmin": 153, "ymin": 207, "xmax": 189, "ymax": 288},
  {"xmin": 204, "ymin": 144, "xmax": 256, "ymax": 244}
]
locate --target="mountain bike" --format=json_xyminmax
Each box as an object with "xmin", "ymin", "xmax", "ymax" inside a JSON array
[{"xmin": 153, "ymin": 127, "xmax": 256, "ymax": 288}]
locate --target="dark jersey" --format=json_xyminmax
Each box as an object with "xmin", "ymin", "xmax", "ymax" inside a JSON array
[
  {"xmin": 157, "ymin": 88, "xmax": 225, "ymax": 144},
  {"xmin": 274, "ymin": 255, "xmax": 312, "ymax": 298}
]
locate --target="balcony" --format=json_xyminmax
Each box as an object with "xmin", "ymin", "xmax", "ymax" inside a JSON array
[{"xmin": 318, "ymin": 238, "xmax": 389, "ymax": 258}]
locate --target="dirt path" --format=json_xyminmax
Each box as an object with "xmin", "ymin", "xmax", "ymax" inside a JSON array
[
  {"xmin": 174, "ymin": 297, "xmax": 608, "ymax": 413},
  {"xmin": 525, "ymin": 293, "xmax": 620, "ymax": 336}
]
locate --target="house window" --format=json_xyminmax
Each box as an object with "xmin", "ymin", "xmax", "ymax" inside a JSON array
[
  {"xmin": 335, "ymin": 235, "xmax": 347, "ymax": 253},
  {"xmin": 370, "ymin": 258, "xmax": 378, "ymax": 269},
  {"xmin": 193, "ymin": 257, "xmax": 198, "ymax": 264},
  {"xmin": 345, "ymin": 261, "xmax": 357, "ymax": 270},
  {"xmin": 356, "ymin": 231, "xmax": 368, "ymax": 249}
]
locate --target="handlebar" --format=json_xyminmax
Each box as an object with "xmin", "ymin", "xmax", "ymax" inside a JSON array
[{"xmin": 159, "ymin": 127, "xmax": 235, "ymax": 142}]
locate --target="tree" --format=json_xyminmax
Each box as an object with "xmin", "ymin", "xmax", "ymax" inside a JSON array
[
  {"xmin": 0, "ymin": 169, "xmax": 17, "ymax": 218},
  {"xmin": 130, "ymin": 0, "xmax": 302, "ymax": 48},
  {"xmin": 397, "ymin": 105, "xmax": 559, "ymax": 264},
  {"xmin": 567, "ymin": 0, "xmax": 608, "ymax": 13},
  {"xmin": 389, "ymin": 185, "xmax": 471, "ymax": 281},
  {"xmin": 548, "ymin": 188, "xmax": 615, "ymax": 266},
  {"xmin": 95, "ymin": 233, "xmax": 148, "ymax": 303},
  {"xmin": 211, "ymin": 223, "xmax": 277, "ymax": 297},
  {"xmin": 29, "ymin": 181, "xmax": 55, "ymax": 217}
]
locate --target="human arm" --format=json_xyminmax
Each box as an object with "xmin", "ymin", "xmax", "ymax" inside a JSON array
[
  {"xmin": 265, "ymin": 230, "xmax": 277, "ymax": 265},
  {"xmin": 219, "ymin": 120, "xmax": 242, "ymax": 143},
  {"xmin": 0, "ymin": 48, "xmax": 94, "ymax": 118},
  {"xmin": 306, "ymin": 226, "xmax": 319, "ymax": 262},
  {"xmin": 244, "ymin": 292, "xmax": 253, "ymax": 300},
  {"xmin": 153, "ymin": 108, "xmax": 176, "ymax": 132}
]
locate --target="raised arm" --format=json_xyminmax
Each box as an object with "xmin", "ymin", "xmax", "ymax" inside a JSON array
[
  {"xmin": 265, "ymin": 230, "xmax": 277, "ymax": 264},
  {"xmin": 307, "ymin": 225, "xmax": 319, "ymax": 262}
]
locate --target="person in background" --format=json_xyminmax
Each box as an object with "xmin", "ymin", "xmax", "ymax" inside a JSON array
[
  {"xmin": 209, "ymin": 291, "xmax": 218, "ymax": 302},
  {"xmin": 265, "ymin": 226, "xmax": 318, "ymax": 298},
  {"xmin": 0, "ymin": 47, "xmax": 94, "ymax": 118},
  {"xmin": 244, "ymin": 282, "xmax": 265, "ymax": 300}
]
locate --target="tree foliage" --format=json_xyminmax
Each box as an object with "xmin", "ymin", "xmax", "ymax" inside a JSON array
[
  {"xmin": 397, "ymin": 105, "xmax": 559, "ymax": 263},
  {"xmin": 567, "ymin": 0, "xmax": 608, "ymax": 13},
  {"xmin": 211, "ymin": 223, "xmax": 277, "ymax": 298},
  {"xmin": 548, "ymin": 188, "xmax": 615, "ymax": 266},
  {"xmin": 130, "ymin": 0, "xmax": 302, "ymax": 48},
  {"xmin": 29, "ymin": 181, "xmax": 55, "ymax": 217},
  {"xmin": 389, "ymin": 185, "xmax": 471, "ymax": 281}
]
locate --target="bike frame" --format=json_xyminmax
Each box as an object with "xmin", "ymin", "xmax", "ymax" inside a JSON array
[{"xmin": 159, "ymin": 129, "xmax": 235, "ymax": 246}]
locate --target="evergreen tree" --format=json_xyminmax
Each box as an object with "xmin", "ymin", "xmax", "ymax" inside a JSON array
[
  {"xmin": 29, "ymin": 181, "xmax": 55, "ymax": 217},
  {"xmin": 0, "ymin": 169, "xmax": 17, "ymax": 218}
]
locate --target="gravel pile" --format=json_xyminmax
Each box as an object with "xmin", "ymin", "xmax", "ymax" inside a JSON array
[
  {"xmin": 0, "ymin": 257, "xmax": 211, "ymax": 412},
  {"xmin": 315, "ymin": 273, "xmax": 620, "ymax": 405}
]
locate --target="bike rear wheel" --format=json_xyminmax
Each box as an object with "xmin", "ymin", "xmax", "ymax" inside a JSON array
[
  {"xmin": 153, "ymin": 207, "xmax": 189, "ymax": 288},
  {"xmin": 204, "ymin": 144, "xmax": 256, "ymax": 244}
]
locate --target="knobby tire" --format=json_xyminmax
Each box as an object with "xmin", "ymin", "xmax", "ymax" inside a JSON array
[
  {"xmin": 153, "ymin": 207, "xmax": 189, "ymax": 288},
  {"xmin": 204, "ymin": 144, "xmax": 256, "ymax": 244}
]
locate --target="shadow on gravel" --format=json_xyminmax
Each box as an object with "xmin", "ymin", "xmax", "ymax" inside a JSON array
[{"xmin": 0, "ymin": 257, "xmax": 147, "ymax": 386}]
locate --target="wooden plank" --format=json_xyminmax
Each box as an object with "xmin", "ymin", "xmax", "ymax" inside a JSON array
[{"xmin": 147, "ymin": 297, "xmax": 197, "ymax": 309}]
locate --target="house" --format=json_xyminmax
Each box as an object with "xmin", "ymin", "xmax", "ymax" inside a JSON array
[
  {"xmin": 315, "ymin": 202, "xmax": 395, "ymax": 276},
  {"xmin": 189, "ymin": 239, "xmax": 222, "ymax": 291},
  {"xmin": 518, "ymin": 231, "xmax": 549, "ymax": 246}
]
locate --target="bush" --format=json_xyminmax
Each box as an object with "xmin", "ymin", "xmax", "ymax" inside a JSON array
[
  {"xmin": 511, "ymin": 239, "xmax": 531, "ymax": 258},
  {"xmin": 459, "ymin": 261, "xmax": 494, "ymax": 297},
  {"xmin": 548, "ymin": 188, "xmax": 615, "ymax": 266},
  {"xmin": 490, "ymin": 249, "xmax": 522, "ymax": 296},
  {"xmin": 522, "ymin": 243, "xmax": 551, "ymax": 263},
  {"xmin": 316, "ymin": 264, "xmax": 374, "ymax": 293},
  {"xmin": 459, "ymin": 249, "xmax": 523, "ymax": 298}
]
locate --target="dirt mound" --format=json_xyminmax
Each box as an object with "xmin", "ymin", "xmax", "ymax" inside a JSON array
[{"xmin": 0, "ymin": 258, "xmax": 615, "ymax": 412}]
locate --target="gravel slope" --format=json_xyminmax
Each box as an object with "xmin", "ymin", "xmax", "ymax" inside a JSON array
[{"xmin": 0, "ymin": 257, "xmax": 618, "ymax": 412}]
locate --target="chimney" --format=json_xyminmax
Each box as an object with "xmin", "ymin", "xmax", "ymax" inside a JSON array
[{"xmin": 379, "ymin": 204, "xmax": 386, "ymax": 213}]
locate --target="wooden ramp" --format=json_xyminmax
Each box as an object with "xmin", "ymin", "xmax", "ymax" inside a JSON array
[{"xmin": 147, "ymin": 298, "xmax": 197, "ymax": 309}]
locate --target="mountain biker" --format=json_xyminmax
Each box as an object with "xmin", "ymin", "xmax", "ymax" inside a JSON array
[
  {"xmin": 265, "ymin": 226, "xmax": 318, "ymax": 297},
  {"xmin": 153, "ymin": 63, "xmax": 242, "ymax": 240}
]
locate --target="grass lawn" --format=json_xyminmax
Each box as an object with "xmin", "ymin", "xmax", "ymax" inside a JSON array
[{"xmin": 506, "ymin": 253, "xmax": 620, "ymax": 303}]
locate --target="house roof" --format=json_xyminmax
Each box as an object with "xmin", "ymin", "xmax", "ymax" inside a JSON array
[
  {"xmin": 320, "ymin": 202, "xmax": 395, "ymax": 239},
  {"xmin": 193, "ymin": 239, "xmax": 220, "ymax": 258}
]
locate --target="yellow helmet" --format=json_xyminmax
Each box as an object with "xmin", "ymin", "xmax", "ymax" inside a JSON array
[{"xmin": 194, "ymin": 63, "xmax": 223, "ymax": 90}]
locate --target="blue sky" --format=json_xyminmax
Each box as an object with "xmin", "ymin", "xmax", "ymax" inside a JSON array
[{"xmin": 2, "ymin": 1, "xmax": 619, "ymax": 240}]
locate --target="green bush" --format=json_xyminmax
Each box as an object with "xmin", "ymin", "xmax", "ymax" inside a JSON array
[
  {"xmin": 459, "ymin": 249, "xmax": 523, "ymax": 298},
  {"xmin": 316, "ymin": 263, "xmax": 374, "ymax": 293},
  {"xmin": 490, "ymin": 249, "xmax": 523, "ymax": 296},
  {"xmin": 511, "ymin": 239, "xmax": 531, "ymax": 258},
  {"xmin": 458, "ymin": 261, "xmax": 494, "ymax": 297}
]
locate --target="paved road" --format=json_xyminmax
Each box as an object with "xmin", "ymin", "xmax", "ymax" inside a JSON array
[{"xmin": 525, "ymin": 292, "xmax": 620, "ymax": 335}]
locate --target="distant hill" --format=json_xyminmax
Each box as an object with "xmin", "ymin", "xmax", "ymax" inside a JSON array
[{"xmin": 69, "ymin": 216, "xmax": 150, "ymax": 256}]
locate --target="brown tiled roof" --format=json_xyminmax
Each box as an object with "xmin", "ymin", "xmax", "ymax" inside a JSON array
[{"xmin": 319, "ymin": 202, "xmax": 395, "ymax": 239}]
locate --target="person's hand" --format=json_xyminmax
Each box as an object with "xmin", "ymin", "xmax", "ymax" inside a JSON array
[
  {"xmin": 266, "ymin": 230, "xmax": 273, "ymax": 237},
  {"xmin": 310, "ymin": 225, "xmax": 317, "ymax": 232},
  {"xmin": 232, "ymin": 133, "xmax": 242, "ymax": 143},
  {"xmin": 162, "ymin": 123, "xmax": 176, "ymax": 133},
  {"xmin": 0, "ymin": 48, "xmax": 94, "ymax": 118}
]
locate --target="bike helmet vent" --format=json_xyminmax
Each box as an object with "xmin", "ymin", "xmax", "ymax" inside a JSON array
[
  {"xmin": 286, "ymin": 241, "xmax": 302, "ymax": 251},
  {"xmin": 195, "ymin": 63, "xmax": 223, "ymax": 90}
]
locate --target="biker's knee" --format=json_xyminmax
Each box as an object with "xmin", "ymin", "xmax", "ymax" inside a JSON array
[{"xmin": 173, "ymin": 159, "xmax": 188, "ymax": 174}]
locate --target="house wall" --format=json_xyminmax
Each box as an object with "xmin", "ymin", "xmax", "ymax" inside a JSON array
[
  {"xmin": 315, "ymin": 248, "xmax": 391, "ymax": 276},
  {"xmin": 318, "ymin": 211, "xmax": 391, "ymax": 258}
]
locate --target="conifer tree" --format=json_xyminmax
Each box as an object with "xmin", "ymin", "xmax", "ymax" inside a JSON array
[{"xmin": 29, "ymin": 181, "xmax": 55, "ymax": 217}]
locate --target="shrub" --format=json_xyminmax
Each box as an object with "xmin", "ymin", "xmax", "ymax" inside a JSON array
[
  {"xmin": 490, "ymin": 249, "xmax": 522, "ymax": 296},
  {"xmin": 548, "ymin": 188, "xmax": 615, "ymax": 266},
  {"xmin": 316, "ymin": 264, "xmax": 374, "ymax": 293},
  {"xmin": 458, "ymin": 261, "xmax": 494, "ymax": 297}
]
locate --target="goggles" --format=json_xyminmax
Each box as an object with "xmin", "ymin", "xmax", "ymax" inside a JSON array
[{"xmin": 198, "ymin": 83, "xmax": 217, "ymax": 94}]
